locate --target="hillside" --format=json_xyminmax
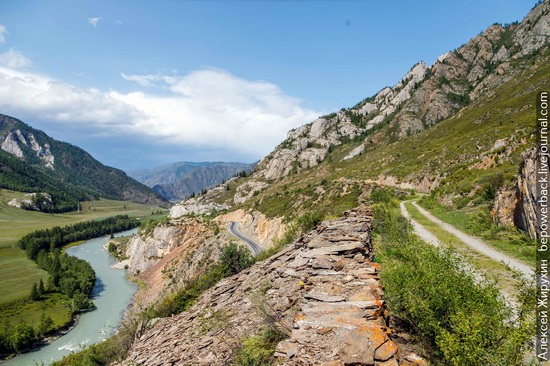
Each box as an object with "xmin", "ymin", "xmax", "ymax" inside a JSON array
[
  {"xmin": 128, "ymin": 161, "xmax": 255, "ymax": 201},
  {"xmin": 171, "ymin": 1, "xmax": 549, "ymax": 242},
  {"xmin": 0, "ymin": 114, "xmax": 167, "ymax": 211},
  {"xmin": 53, "ymin": 3, "xmax": 547, "ymax": 366}
]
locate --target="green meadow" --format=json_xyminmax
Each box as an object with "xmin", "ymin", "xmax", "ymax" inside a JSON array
[{"xmin": 0, "ymin": 189, "xmax": 167, "ymax": 328}]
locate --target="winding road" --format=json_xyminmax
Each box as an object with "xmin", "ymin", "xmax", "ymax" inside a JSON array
[
  {"xmin": 400, "ymin": 200, "xmax": 534, "ymax": 280},
  {"xmin": 227, "ymin": 221, "xmax": 263, "ymax": 255}
]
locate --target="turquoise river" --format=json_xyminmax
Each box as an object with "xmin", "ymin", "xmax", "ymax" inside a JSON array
[{"xmin": 3, "ymin": 229, "xmax": 138, "ymax": 366}]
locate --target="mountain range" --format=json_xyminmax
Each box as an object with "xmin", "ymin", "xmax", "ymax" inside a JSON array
[{"xmin": 128, "ymin": 161, "xmax": 255, "ymax": 202}]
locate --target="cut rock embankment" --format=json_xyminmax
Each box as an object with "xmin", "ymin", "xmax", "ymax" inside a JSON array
[{"xmin": 123, "ymin": 206, "xmax": 425, "ymax": 366}]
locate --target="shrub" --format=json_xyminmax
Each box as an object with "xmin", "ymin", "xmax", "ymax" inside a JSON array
[
  {"xmin": 231, "ymin": 328, "xmax": 285, "ymax": 366},
  {"xmin": 373, "ymin": 202, "xmax": 535, "ymax": 365}
]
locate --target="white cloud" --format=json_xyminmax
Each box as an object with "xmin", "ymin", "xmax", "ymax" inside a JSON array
[
  {"xmin": 88, "ymin": 17, "xmax": 101, "ymax": 27},
  {"xmin": 0, "ymin": 25, "xmax": 6, "ymax": 43},
  {"xmin": 0, "ymin": 48, "xmax": 32, "ymax": 69},
  {"xmin": 0, "ymin": 66, "xmax": 143, "ymax": 125},
  {"xmin": 113, "ymin": 68, "xmax": 320, "ymax": 156},
  {"xmin": 0, "ymin": 52, "xmax": 320, "ymax": 160}
]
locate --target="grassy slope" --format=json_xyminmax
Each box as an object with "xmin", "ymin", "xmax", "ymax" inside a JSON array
[
  {"xmin": 238, "ymin": 53, "xmax": 548, "ymax": 265},
  {"xmin": 0, "ymin": 189, "xmax": 167, "ymax": 328}
]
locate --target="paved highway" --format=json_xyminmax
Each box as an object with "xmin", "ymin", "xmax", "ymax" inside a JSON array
[{"xmin": 227, "ymin": 221, "xmax": 263, "ymax": 255}]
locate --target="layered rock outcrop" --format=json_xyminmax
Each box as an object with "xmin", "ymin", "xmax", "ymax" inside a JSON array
[
  {"xmin": 514, "ymin": 147, "xmax": 538, "ymax": 238},
  {"xmin": 124, "ymin": 206, "xmax": 424, "ymax": 365}
]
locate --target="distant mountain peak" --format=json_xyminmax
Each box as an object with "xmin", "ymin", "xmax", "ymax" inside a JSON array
[{"xmin": 128, "ymin": 161, "xmax": 255, "ymax": 202}]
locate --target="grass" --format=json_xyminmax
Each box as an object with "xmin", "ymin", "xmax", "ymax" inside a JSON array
[
  {"xmin": 0, "ymin": 247, "xmax": 48, "ymax": 305},
  {"xmin": 404, "ymin": 202, "xmax": 522, "ymax": 297},
  {"xmin": 0, "ymin": 293, "xmax": 72, "ymax": 329},
  {"xmin": 416, "ymin": 199, "xmax": 536, "ymax": 265}
]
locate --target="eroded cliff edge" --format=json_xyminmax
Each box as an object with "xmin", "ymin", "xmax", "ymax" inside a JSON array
[{"xmin": 122, "ymin": 206, "xmax": 424, "ymax": 366}]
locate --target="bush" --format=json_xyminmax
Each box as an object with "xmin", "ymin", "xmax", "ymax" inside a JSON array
[
  {"xmin": 220, "ymin": 242, "xmax": 255, "ymax": 276},
  {"xmin": 373, "ymin": 202, "xmax": 535, "ymax": 365},
  {"xmin": 108, "ymin": 242, "xmax": 117, "ymax": 254},
  {"xmin": 232, "ymin": 328, "xmax": 285, "ymax": 366}
]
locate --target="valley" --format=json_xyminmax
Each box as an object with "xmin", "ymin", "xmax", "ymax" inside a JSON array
[
  {"xmin": 0, "ymin": 1, "xmax": 547, "ymax": 365},
  {"xmin": 0, "ymin": 189, "xmax": 166, "ymax": 360}
]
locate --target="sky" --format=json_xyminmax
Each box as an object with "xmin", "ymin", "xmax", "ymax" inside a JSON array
[{"xmin": 0, "ymin": 0, "xmax": 536, "ymax": 171}]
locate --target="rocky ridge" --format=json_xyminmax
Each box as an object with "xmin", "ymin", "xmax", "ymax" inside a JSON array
[
  {"xmin": 124, "ymin": 205, "xmax": 424, "ymax": 366},
  {"xmin": 168, "ymin": 2, "xmax": 549, "ymax": 221},
  {"xmin": 253, "ymin": 3, "xmax": 548, "ymax": 183}
]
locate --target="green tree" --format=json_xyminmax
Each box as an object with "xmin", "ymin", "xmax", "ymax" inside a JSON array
[
  {"xmin": 220, "ymin": 242, "xmax": 254, "ymax": 276},
  {"xmin": 30, "ymin": 282, "xmax": 40, "ymax": 301},
  {"xmin": 0, "ymin": 320, "xmax": 12, "ymax": 354},
  {"xmin": 38, "ymin": 313, "xmax": 54, "ymax": 337},
  {"xmin": 38, "ymin": 278, "xmax": 45, "ymax": 296},
  {"xmin": 73, "ymin": 291, "xmax": 93, "ymax": 311},
  {"xmin": 10, "ymin": 321, "xmax": 35, "ymax": 353}
]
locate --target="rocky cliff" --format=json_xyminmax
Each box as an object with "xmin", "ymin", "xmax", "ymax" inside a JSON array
[
  {"xmin": 123, "ymin": 206, "xmax": 425, "ymax": 366},
  {"xmin": 514, "ymin": 147, "xmax": 539, "ymax": 238},
  {"xmin": 216, "ymin": 209, "xmax": 286, "ymax": 249}
]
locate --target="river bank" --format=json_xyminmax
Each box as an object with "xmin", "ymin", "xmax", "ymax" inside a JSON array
[{"xmin": 1, "ymin": 229, "xmax": 138, "ymax": 366}]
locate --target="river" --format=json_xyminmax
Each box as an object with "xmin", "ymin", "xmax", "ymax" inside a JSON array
[{"xmin": 3, "ymin": 229, "xmax": 138, "ymax": 366}]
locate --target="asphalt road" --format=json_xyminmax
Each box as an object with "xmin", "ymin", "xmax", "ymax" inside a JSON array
[{"xmin": 227, "ymin": 221, "xmax": 263, "ymax": 255}]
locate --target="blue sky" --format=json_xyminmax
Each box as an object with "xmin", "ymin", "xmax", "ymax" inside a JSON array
[{"xmin": 0, "ymin": 0, "xmax": 536, "ymax": 170}]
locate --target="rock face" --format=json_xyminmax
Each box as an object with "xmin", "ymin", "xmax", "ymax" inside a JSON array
[
  {"xmin": 366, "ymin": 175, "xmax": 441, "ymax": 194},
  {"xmin": 216, "ymin": 209, "xmax": 286, "ymax": 249},
  {"xmin": 343, "ymin": 144, "xmax": 365, "ymax": 161},
  {"xmin": 233, "ymin": 180, "xmax": 269, "ymax": 204},
  {"xmin": 1, "ymin": 129, "xmax": 55, "ymax": 168},
  {"xmin": 514, "ymin": 147, "xmax": 538, "ymax": 238},
  {"xmin": 1, "ymin": 132, "xmax": 24, "ymax": 158},
  {"xmin": 124, "ymin": 225, "xmax": 194, "ymax": 274},
  {"xmin": 124, "ymin": 206, "xmax": 424, "ymax": 365},
  {"xmin": 169, "ymin": 198, "xmax": 229, "ymax": 218}
]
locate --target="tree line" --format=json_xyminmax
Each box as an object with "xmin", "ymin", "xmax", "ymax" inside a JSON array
[{"xmin": 19, "ymin": 215, "xmax": 140, "ymax": 260}]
